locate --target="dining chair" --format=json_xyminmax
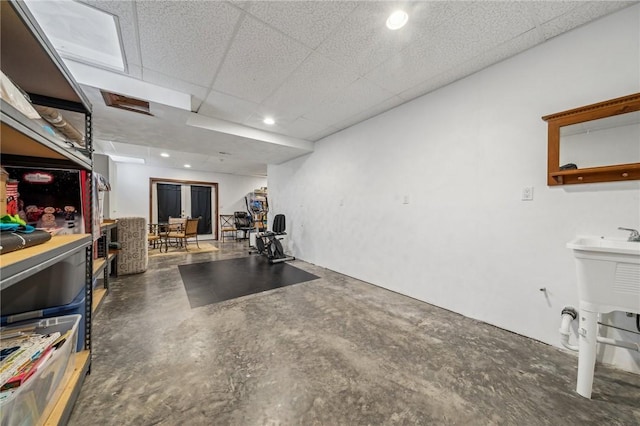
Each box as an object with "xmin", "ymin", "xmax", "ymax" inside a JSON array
[
  {"xmin": 168, "ymin": 217, "xmax": 200, "ymax": 251},
  {"xmin": 147, "ymin": 223, "xmax": 160, "ymax": 249},
  {"xmin": 219, "ymin": 214, "xmax": 236, "ymax": 242},
  {"xmin": 165, "ymin": 217, "xmax": 187, "ymax": 248}
]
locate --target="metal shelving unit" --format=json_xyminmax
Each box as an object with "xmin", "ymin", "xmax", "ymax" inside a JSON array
[{"xmin": 1, "ymin": 1, "xmax": 96, "ymax": 424}]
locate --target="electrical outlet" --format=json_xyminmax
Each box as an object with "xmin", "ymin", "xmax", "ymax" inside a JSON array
[
  {"xmin": 403, "ymin": 195, "xmax": 410, "ymax": 204},
  {"xmin": 521, "ymin": 186, "xmax": 534, "ymax": 201}
]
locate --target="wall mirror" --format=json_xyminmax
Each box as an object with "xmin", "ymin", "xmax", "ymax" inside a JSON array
[{"xmin": 542, "ymin": 93, "xmax": 640, "ymax": 185}]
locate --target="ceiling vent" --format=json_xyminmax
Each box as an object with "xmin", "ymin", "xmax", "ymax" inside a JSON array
[{"xmin": 101, "ymin": 90, "xmax": 152, "ymax": 116}]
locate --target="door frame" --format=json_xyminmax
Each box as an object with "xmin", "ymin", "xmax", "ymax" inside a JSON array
[{"xmin": 149, "ymin": 177, "xmax": 219, "ymax": 240}]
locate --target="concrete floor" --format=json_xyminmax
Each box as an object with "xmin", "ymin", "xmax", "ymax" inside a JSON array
[{"xmin": 68, "ymin": 242, "xmax": 640, "ymax": 425}]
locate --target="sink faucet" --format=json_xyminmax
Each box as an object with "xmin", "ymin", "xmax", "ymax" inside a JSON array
[{"xmin": 618, "ymin": 227, "xmax": 640, "ymax": 242}]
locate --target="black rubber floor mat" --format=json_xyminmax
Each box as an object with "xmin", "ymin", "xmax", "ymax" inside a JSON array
[{"xmin": 178, "ymin": 256, "xmax": 319, "ymax": 308}]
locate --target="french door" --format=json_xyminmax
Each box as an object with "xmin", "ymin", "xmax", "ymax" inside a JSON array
[{"xmin": 150, "ymin": 178, "xmax": 218, "ymax": 240}]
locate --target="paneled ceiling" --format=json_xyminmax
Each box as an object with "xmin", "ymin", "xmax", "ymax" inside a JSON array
[{"xmin": 35, "ymin": 1, "xmax": 637, "ymax": 176}]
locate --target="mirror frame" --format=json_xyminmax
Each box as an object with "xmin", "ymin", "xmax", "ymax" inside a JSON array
[{"xmin": 542, "ymin": 93, "xmax": 640, "ymax": 185}]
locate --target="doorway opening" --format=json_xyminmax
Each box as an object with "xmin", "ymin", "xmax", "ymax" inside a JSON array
[{"xmin": 149, "ymin": 178, "xmax": 219, "ymax": 240}]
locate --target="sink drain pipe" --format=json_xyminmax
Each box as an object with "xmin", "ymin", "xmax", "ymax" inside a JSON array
[
  {"xmin": 560, "ymin": 307, "xmax": 640, "ymax": 352},
  {"xmin": 560, "ymin": 307, "xmax": 579, "ymax": 351}
]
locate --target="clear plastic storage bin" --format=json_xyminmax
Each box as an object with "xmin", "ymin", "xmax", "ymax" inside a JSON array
[
  {"xmin": 0, "ymin": 315, "xmax": 80, "ymax": 426},
  {"xmin": 2, "ymin": 287, "xmax": 86, "ymax": 352}
]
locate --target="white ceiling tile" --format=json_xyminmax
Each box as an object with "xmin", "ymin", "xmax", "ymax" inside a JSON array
[
  {"xmin": 109, "ymin": 141, "xmax": 151, "ymax": 158},
  {"xmin": 142, "ymin": 68, "xmax": 209, "ymax": 111},
  {"xmin": 246, "ymin": 1, "xmax": 358, "ymax": 49},
  {"xmin": 309, "ymin": 126, "xmax": 341, "ymax": 142},
  {"xmin": 398, "ymin": 29, "xmax": 542, "ymax": 102},
  {"xmin": 241, "ymin": 108, "xmax": 331, "ymax": 141},
  {"xmin": 204, "ymin": 156, "xmax": 267, "ymax": 177},
  {"xmin": 198, "ymin": 90, "xmax": 261, "ymax": 123},
  {"xmin": 314, "ymin": 2, "xmax": 418, "ymax": 76},
  {"xmin": 363, "ymin": 39, "xmax": 449, "ymax": 94},
  {"xmin": 127, "ymin": 64, "xmax": 143, "ymax": 80},
  {"xmin": 397, "ymin": 73, "xmax": 455, "ymax": 103},
  {"xmin": 136, "ymin": 1, "xmax": 241, "ymax": 87},
  {"xmin": 302, "ymin": 78, "xmax": 395, "ymax": 127},
  {"xmin": 332, "ymin": 95, "xmax": 406, "ymax": 131},
  {"xmin": 229, "ymin": 1, "xmax": 252, "ymax": 12},
  {"xmin": 365, "ymin": 1, "xmax": 536, "ymax": 94},
  {"xmin": 242, "ymin": 111, "xmax": 294, "ymax": 134},
  {"xmin": 434, "ymin": 1, "xmax": 536, "ymax": 64},
  {"xmin": 409, "ymin": 1, "xmax": 476, "ymax": 26},
  {"xmin": 273, "ymin": 116, "xmax": 326, "ymax": 140},
  {"xmin": 469, "ymin": 28, "xmax": 543, "ymax": 72},
  {"xmin": 541, "ymin": 1, "xmax": 637, "ymax": 40},
  {"xmin": 261, "ymin": 52, "xmax": 359, "ymax": 118},
  {"xmin": 315, "ymin": 2, "xmax": 473, "ymax": 77},
  {"xmin": 528, "ymin": 1, "xmax": 581, "ymax": 25},
  {"xmin": 213, "ymin": 15, "xmax": 311, "ymax": 104},
  {"xmin": 243, "ymin": 113, "xmax": 327, "ymax": 140}
]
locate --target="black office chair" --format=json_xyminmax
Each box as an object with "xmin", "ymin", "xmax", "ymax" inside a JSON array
[{"xmin": 233, "ymin": 211, "xmax": 253, "ymax": 240}]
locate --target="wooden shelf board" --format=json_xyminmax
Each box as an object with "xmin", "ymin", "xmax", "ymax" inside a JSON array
[
  {"xmin": 107, "ymin": 252, "xmax": 117, "ymax": 261},
  {"xmin": 0, "ymin": 234, "xmax": 90, "ymax": 270},
  {"xmin": 92, "ymin": 287, "xmax": 107, "ymax": 314},
  {"xmin": 549, "ymin": 163, "xmax": 640, "ymax": 185},
  {"xmin": 1, "ymin": 121, "xmax": 69, "ymax": 159},
  {"xmin": 99, "ymin": 220, "xmax": 118, "ymax": 230},
  {"xmin": 43, "ymin": 350, "xmax": 90, "ymax": 426},
  {"xmin": 93, "ymin": 257, "xmax": 106, "ymax": 275},
  {"xmin": 550, "ymin": 163, "xmax": 640, "ymax": 177}
]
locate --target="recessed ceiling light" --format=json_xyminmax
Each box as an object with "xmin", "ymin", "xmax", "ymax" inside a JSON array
[
  {"xmin": 263, "ymin": 117, "xmax": 275, "ymax": 125},
  {"xmin": 386, "ymin": 10, "xmax": 408, "ymax": 30},
  {"xmin": 184, "ymin": 164, "xmax": 191, "ymax": 168},
  {"xmin": 160, "ymin": 152, "xmax": 170, "ymax": 157}
]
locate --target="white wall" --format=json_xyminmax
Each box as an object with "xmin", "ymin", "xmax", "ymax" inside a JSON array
[
  {"xmin": 108, "ymin": 155, "xmax": 117, "ymax": 218},
  {"xmin": 111, "ymin": 163, "xmax": 266, "ymax": 223},
  {"xmin": 269, "ymin": 6, "xmax": 640, "ymax": 372}
]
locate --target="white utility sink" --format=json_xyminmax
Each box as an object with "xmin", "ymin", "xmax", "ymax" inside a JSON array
[
  {"xmin": 568, "ymin": 236, "xmax": 640, "ymax": 255},
  {"xmin": 567, "ymin": 236, "xmax": 640, "ymax": 314},
  {"xmin": 567, "ymin": 236, "xmax": 640, "ymax": 398}
]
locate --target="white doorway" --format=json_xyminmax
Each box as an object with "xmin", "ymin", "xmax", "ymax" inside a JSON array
[{"xmin": 149, "ymin": 178, "xmax": 219, "ymax": 240}]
